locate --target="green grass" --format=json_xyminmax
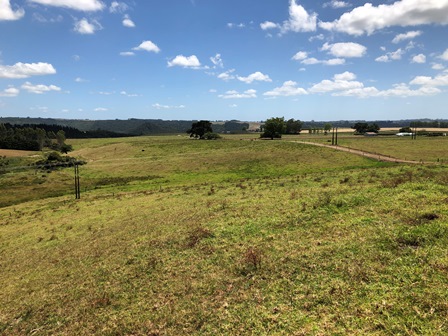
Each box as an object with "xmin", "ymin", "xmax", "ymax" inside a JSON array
[
  {"xmin": 0, "ymin": 135, "xmax": 384, "ymax": 207},
  {"xmin": 292, "ymin": 133, "xmax": 448, "ymax": 163},
  {"xmin": 1, "ymin": 135, "xmax": 448, "ymax": 335}
]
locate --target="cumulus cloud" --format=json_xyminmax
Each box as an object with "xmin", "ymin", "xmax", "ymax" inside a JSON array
[
  {"xmin": 217, "ymin": 69, "xmax": 235, "ymax": 81},
  {"xmin": 392, "ymin": 30, "xmax": 422, "ymax": 43},
  {"xmin": 321, "ymin": 42, "xmax": 367, "ymax": 58},
  {"xmin": 227, "ymin": 22, "xmax": 245, "ymax": 28},
  {"xmin": 122, "ymin": 15, "xmax": 135, "ymax": 28},
  {"xmin": 21, "ymin": 82, "xmax": 61, "ymax": 94},
  {"xmin": 132, "ymin": 40, "xmax": 160, "ymax": 53},
  {"xmin": 375, "ymin": 48, "xmax": 404, "ymax": 62},
  {"xmin": 0, "ymin": 86, "xmax": 19, "ymax": 97},
  {"xmin": 282, "ymin": 0, "xmax": 317, "ymax": 33},
  {"xmin": 167, "ymin": 55, "xmax": 201, "ymax": 68},
  {"xmin": 74, "ymin": 18, "xmax": 102, "ymax": 34},
  {"xmin": 30, "ymin": 0, "xmax": 105, "ymax": 12},
  {"xmin": 410, "ymin": 72, "xmax": 448, "ymax": 87},
  {"xmin": 237, "ymin": 71, "xmax": 272, "ymax": 84},
  {"xmin": 0, "ymin": 62, "xmax": 56, "ymax": 78},
  {"xmin": 260, "ymin": 21, "xmax": 278, "ymax": 30},
  {"xmin": 310, "ymin": 72, "xmax": 364, "ymax": 93},
  {"xmin": 0, "ymin": 0, "xmax": 25, "ymax": 20},
  {"xmin": 94, "ymin": 107, "xmax": 108, "ymax": 111},
  {"xmin": 292, "ymin": 51, "xmax": 308, "ymax": 61},
  {"xmin": 263, "ymin": 81, "xmax": 308, "ymax": 97},
  {"xmin": 412, "ymin": 54, "xmax": 426, "ymax": 63},
  {"xmin": 319, "ymin": 0, "xmax": 448, "ymax": 36},
  {"xmin": 219, "ymin": 89, "xmax": 257, "ymax": 99}
]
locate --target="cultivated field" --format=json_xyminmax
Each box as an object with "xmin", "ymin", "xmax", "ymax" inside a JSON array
[{"xmin": 1, "ymin": 135, "xmax": 447, "ymax": 335}]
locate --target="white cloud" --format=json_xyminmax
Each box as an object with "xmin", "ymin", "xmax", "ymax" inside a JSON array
[
  {"xmin": 0, "ymin": 86, "xmax": 19, "ymax": 97},
  {"xmin": 152, "ymin": 103, "xmax": 186, "ymax": 109},
  {"xmin": 260, "ymin": 21, "xmax": 278, "ymax": 30},
  {"xmin": 410, "ymin": 72, "xmax": 448, "ymax": 87},
  {"xmin": 281, "ymin": 0, "xmax": 317, "ymax": 33},
  {"xmin": 432, "ymin": 63, "xmax": 445, "ymax": 70},
  {"xmin": 440, "ymin": 49, "xmax": 448, "ymax": 61},
  {"xmin": 309, "ymin": 34, "xmax": 324, "ymax": 42},
  {"xmin": 0, "ymin": 0, "xmax": 25, "ymax": 20},
  {"xmin": 217, "ymin": 70, "xmax": 235, "ymax": 81},
  {"xmin": 75, "ymin": 77, "xmax": 87, "ymax": 82},
  {"xmin": 375, "ymin": 48, "xmax": 404, "ymax": 62},
  {"xmin": 132, "ymin": 40, "xmax": 160, "ymax": 53},
  {"xmin": 310, "ymin": 73, "xmax": 364, "ymax": 93},
  {"xmin": 30, "ymin": 0, "xmax": 105, "ymax": 11},
  {"xmin": 229, "ymin": 104, "xmax": 238, "ymax": 108},
  {"xmin": 120, "ymin": 91, "xmax": 139, "ymax": 97},
  {"xmin": 301, "ymin": 57, "xmax": 345, "ymax": 66},
  {"xmin": 332, "ymin": 87, "xmax": 380, "ymax": 98},
  {"xmin": 392, "ymin": 30, "xmax": 422, "ymax": 43},
  {"xmin": 122, "ymin": 15, "xmax": 135, "ymax": 28},
  {"xmin": 379, "ymin": 83, "xmax": 441, "ymax": 97},
  {"xmin": 321, "ymin": 42, "xmax": 367, "ymax": 58},
  {"xmin": 237, "ymin": 71, "xmax": 272, "ymax": 84},
  {"xmin": 94, "ymin": 107, "xmax": 108, "ymax": 111},
  {"xmin": 0, "ymin": 62, "xmax": 56, "ymax": 78},
  {"xmin": 168, "ymin": 55, "xmax": 201, "ymax": 68},
  {"xmin": 210, "ymin": 54, "xmax": 223, "ymax": 68},
  {"xmin": 21, "ymin": 82, "xmax": 61, "ymax": 94},
  {"xmin": 334, "ymin": 71, "xmax": 356, "ymax": 81},
  {"xmin": 324, "ymin": 1, "xmax": 351, "ymax": 9},
  {"xmin": 412, "ymin": 54, "xmax": 426, "ymax": 63},
  {"xmin": 109, "ymin": 1, "xmax": 128, "ymax": 13},
  {"xmin": 263, "ymin": 81, "xmax": 308, "ymax": 97},
  {"xmin": 320, "ymin": 0, "xmax": 448, "ymax": 36},
  {"xmin": 219, "ymin": 89, "xmax": 257, "ymax": 99},
  {"xmin": 227, "ymin": 22, "xmax": 245, "ymax": 28},
  {"xmin": 292, "ymin": 51, "xmax": 308, "ymax": 61},
  {"xmin": 120, "ymin": 51, "xmax": 135, "ymax": 56},
  {"xmin": 74, "ymin": 18, "xmax": 102, "ymax": 34}
]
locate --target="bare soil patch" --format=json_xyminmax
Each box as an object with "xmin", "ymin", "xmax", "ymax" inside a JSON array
[{"xmin": 0, "ymin": 149, "xmax": 38, "ymax": 157}]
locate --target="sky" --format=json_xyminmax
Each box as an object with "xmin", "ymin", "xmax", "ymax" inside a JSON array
[{"xmin": 1, "ymin": 0, "xmax": 448, "ymax": 122}]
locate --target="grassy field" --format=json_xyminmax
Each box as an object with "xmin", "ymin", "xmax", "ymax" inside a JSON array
[
  {"xmin": 1, "ymin": 135, "xmax": 448, "ymax": 335},
  {"xmin": 288, "ymin": 133, "xmax": 448, "ymax": 163}
]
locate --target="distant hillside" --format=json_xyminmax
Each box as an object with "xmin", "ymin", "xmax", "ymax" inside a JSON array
[
  {"xmin": 0, "ymin": 118, "xmax": 250, "ymax": 136},
  {"xmin": 1, "ymin": 117, "xmax": 446, "ymax": 136}
]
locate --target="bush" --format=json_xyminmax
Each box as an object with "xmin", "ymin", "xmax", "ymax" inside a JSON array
[{"xmin": 203, "ymin": 132, "xmax": 221, "ymax": 140}]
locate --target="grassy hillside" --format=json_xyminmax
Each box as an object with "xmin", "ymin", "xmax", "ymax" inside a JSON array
[{"xmin": 1, "ymin": 136, "xmax": 447, "ymax": 335}]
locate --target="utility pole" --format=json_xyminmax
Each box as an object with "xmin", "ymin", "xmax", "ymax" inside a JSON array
[
  {"xmin": 332, "ymin": 127, "xmax": 339, "ymax": 146},
  {"xmin": 74, "ymin": 162, "xmax": 80, "ymax": 199}
]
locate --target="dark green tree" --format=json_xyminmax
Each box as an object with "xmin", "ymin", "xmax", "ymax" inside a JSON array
[
  {"xmin": 352, "ymin": 122, "xmax": 380, "ymax": 134},
  {"xmin": 285, "ymin": 118, "xmax": 303, "ymax": 134},
  {"xmin": 261, "ymin": 117, "xmax": 286, "ymax": 139},
  {"xmin": 187, "ymin": 120, "xmax": 213, "ymax": 139}
]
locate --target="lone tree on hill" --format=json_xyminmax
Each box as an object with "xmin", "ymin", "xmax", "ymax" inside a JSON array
[
  {"xmin": 187, "ymin": 120, "xmax": 213, "ymax": 139},
  {"xmin": 261, "ymin": 117, "xmax": 286, "ymax": 139}
]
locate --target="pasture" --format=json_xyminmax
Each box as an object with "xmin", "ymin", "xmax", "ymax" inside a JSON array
[{"xmin": 0, "ymin": 135, "xmax": 447, "ymax": 335}]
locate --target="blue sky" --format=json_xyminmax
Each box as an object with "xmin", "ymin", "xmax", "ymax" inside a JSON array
[{"xmin": 1, "ymin": 0, "xmax": 448, "ymax": 121}]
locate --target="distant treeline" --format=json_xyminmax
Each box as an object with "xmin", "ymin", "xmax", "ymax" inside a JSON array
[
  {"xmin": 1, "ymin": 117, "xmax": 446, "ymax": 136},
  {"xmin": 0, "ymin": 118, "xmax": 250, "ymax": 135},
  {"xmin": 7, "ymin": 123, "xmax": 133, "ymax": 138},
  {"xmin": 0, "ymin": 123, "xmax": 70, "ymax": 151},
  {"xmin": 409, "ymin": 121, "xmax": 448, "ymax": 128}
]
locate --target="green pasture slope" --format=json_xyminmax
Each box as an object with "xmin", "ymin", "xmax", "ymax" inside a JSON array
[{"xmin": 1, "ymin": 135, "xmax": 448, "ymax": 335}]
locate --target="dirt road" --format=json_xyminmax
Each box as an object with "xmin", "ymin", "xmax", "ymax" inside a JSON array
[{"xmin": 293, "ymin": 141, "xmax": 426, "ymax": 164}]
